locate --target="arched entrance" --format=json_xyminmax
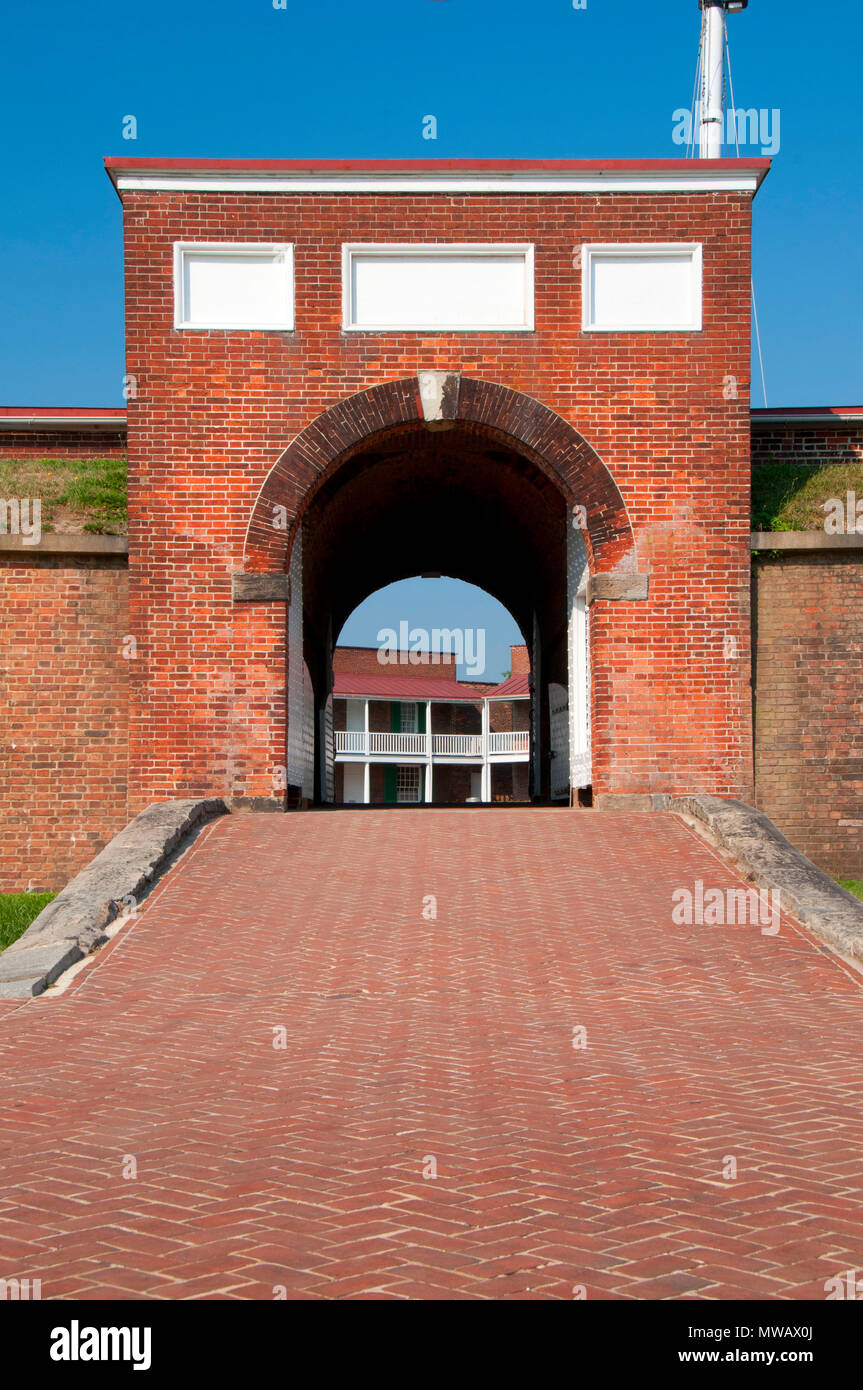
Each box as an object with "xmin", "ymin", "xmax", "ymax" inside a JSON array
[{"xmin": 240, "ymin": 374, "xmax": 637, "ymax": 806}]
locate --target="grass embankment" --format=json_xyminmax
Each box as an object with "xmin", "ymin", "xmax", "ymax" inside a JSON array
[
  {"xmin": 840, "ymin": 881, "xmax": 863, "ymax": 902},
  {"xmin": 0, "ymin": 456, "xmax": 126, "ymax": 534},
  {"xmin": 752, "ymin": 460, "xmax": 863, "ymax": 533},
  {"xmin": 2, "ymin": 455, "xmax": 859, "ymax": 538},
  {"xmin": 0, "ymin": 893, "xmax": 56, "ymax": 953}
]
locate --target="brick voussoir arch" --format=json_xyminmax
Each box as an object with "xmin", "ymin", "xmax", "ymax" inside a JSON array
[{"xmin": 242, "ymin": 375, "xmax": 636, "ymax": 578}]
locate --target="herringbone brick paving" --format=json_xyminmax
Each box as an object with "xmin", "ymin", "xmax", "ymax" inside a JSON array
[{"xmin": 1, "ymin": 809, "xmax": 862, "ymax": 1300}]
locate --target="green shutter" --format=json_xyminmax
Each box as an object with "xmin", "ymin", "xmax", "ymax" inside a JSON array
[
  {"xmin": 390, "ymin": 703, "xmax": 401, "ymax": 732},
  {"xmin": 384, "ymin": 766, "xmax": 397, "ymax": 803},
  {"xmin": 417, "ymin": 703, "xmax": 426, "ymax": 734}
]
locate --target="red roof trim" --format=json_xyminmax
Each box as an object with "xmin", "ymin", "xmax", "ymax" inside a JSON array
[
  {"xmin": 486, "ymin": 674, "xmax": 531, "ymax": 699},
  {"xmin": 751, "ymin": 407, "xmax": 863, "ymax": 418},
  {"xmin": 0, "ymin": 407, "xmax": 126, "ymax": 420},
  {"xmin": 105, "ymin": 157, "xmax": 771, "ymax": 173}
]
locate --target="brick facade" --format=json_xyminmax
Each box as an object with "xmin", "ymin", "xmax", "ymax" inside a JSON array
[
  {"xmin": 0, "ymin": 551, "xmax": 129, "ymax": 891},
  {"xmin": 2, "ymin": 539, "xmax": 861, "ymax": 887},
  {"xmin": 753, "ymin": 551, "xmax": 863, "ymax": 881},
  {"xmin": 0, "ymin": 430, "xmax": 127, "ymax": 461},
  {"xmin": 111, "ymin": 160, "xmax": 761, "ymax": 811},
  {"xmin": 333, "ymin": 646, "xmax": 457, "ymax": 678},
  {"xmin": 17, "ymin": 158, "xmax": 863, "ymax": 887},
  {"xmin": 752, "ymin": 420, "xmax": 863, "ymax": 468}
]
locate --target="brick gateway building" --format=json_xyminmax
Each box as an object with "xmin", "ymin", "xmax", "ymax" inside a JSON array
[{"xmin": 95, "ymin": 155, "xmax": 771, "ymax": 814}]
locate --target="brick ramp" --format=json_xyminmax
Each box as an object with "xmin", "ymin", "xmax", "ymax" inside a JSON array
[{"xmin": 0, "ymin": 809, "xmax": 861, "ymax": 1300}]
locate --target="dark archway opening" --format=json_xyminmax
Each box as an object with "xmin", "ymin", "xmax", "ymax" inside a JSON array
[{"xmin": 298, "ymin": 421, "xmax": 569, "ymax": 803}]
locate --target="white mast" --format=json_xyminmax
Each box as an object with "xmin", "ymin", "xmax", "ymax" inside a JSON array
[{"xmin": 698, "ymin": 1, "xmax": 748, "ymax": 160}]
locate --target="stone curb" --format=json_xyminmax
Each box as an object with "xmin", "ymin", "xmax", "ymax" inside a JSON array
[
  {"xmin": 0, "ymin": 535, "xmax": 128, "ymax": 554},
  {"xmin": 750, "ymin": 531, "xmax": 863, "ymax": 552},
  {"xmin": 668, "ymin": 795, "xmax": 863, "ymax": 967},
  {"xmin": 0, "ymin": 799, "xmax": 228, "ymax": 998}
]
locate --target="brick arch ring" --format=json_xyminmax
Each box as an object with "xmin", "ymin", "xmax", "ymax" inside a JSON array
[{"xmin": 236, "ymin": 374, "xmax": 645, "ymax": 603}]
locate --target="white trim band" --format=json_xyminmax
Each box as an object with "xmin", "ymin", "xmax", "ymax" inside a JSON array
[{"xmin": 114, "ymin": 170, "xmax": 765, "ymax": 196}]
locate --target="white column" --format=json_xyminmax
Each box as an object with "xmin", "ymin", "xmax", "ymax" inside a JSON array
[
  {"xmin": 481, "ymin": 699, "xmax": 491, "ymax": 802},
  {"xmin": 425, "ymin": 700, "xmax": 433, "ymax": 802},
  {"xmin": 363, "ymin": 700, "xmax": 371, "ymax": 803},
  {"xmin": 699, "ymin": 2, "xmax": 726, "ymax": 159}
]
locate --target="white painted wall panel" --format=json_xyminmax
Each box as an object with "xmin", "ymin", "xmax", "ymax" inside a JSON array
[
  {"xmin": 344, "ymin": 245, "xmax": 534, "ymax": 330},
  {"xmin": 174, "ymin": 243, "xmax": 294, "ymax": 329},
  {"xmin": 583, "ymin": 244, "xmax": 702, "ymax": 331},
  {"xmin": 568, "ymin": 524, "xmax": 592, "ymax": 790},
  {"xmin": 287, "ymin": 531, "xmax": 310, "ymax": 797}
]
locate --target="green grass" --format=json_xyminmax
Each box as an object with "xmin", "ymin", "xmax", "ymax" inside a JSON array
[
  {"xmin": 0, "ymin": 456, "xmax": 127, "ymax": 534},
  {"xmin": 2, "ymin": 454, "xmax": 857, "ymax": 539},
  {"xmin": 839, "ymin": 881, "xmax": 863, "ymax": 902},
  {"xmin": 0, "ymin": 893, "xmax": 56, "ymax": 953},
  {"xmin": 752, "ymin": 459, "xmax": 863, "ymax": 533}
]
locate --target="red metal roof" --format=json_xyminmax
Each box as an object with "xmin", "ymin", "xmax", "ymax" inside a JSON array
[
  {"xmin": 333, "ymin": 672, "xmax": 484, "ymax": 701},
  {"xmin": 486, "ymin": 674, "xmax": 530, "ymax": 699}
]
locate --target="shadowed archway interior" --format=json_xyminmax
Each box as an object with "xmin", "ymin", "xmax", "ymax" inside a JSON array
[{"xmin": 299, "ymin": 422, "xmax": 570, "ymax": 800}]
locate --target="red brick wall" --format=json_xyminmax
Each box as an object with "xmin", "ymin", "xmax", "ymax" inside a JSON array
[
  {"xmin": 752, "ymin": 424, "xmax": 863, "ymax": 468},
  {"xmin": 2, "ymin": 546, "xmax": 861, "ymax": 884},
  {"xmin": 433, "ymin": 765, "xmax": 473, "ymax": 803},
  {"xmin": 334, "ymin": 646, "xmax": 456, "ymax": 677},
  {"xmin": 0, "ymin": 554, "xmax": 129, "ymax": 892},
  {"xmin": 0, "ymin": 430, "xmax": 127, "ymax": 460},
  {"xmin": 119, "ymin": 184, "xmax": 755, "ymax": 807},
  {"xmin": 489, "ymin": 700, "xmax": 530, "ymax": 733},
  {"xmin": 753, "ymin": 552, "xmax": 863, "ymax": 880},
  {"xmin": 491, "ymin": 763, "xmax": 530, "ymax": 802}
]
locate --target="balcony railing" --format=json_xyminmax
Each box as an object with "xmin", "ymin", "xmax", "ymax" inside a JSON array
[
  {"xmin": 488, "ymin": 731, "xmax": 530, "ymax": 754},
  {"xmin": 335, "ymin": 731, "xmax": 427, "ymax": 755},
  {"xmin": 432, "ymin": 734, "xmax": 484, "ymax": 756},
  {"xmin": 334, "ymin": 730, "xmax": 529, "ymax": 757}
]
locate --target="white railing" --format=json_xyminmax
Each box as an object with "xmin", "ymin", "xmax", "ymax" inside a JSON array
[
  {"xmin": 432, "ymin": 734, "xmax": 484, "ymax": 756},
  {"xmin": 335, "ymin": 731, "xmax": 529, "ymax": 757},
  {"xmin": 337, "ymin": 730, "xmax": 367, "ymax": 753},
  {"xmin": 335, "ymin": 731, "xmax": 426, "ymax": 755},
  {"xmin": 370, "ymin": 732, "xmax": 426, "ymax": 754},
  {"xmin": 488, "ymin": 731, "xmax": 530, "ymax": 754}
]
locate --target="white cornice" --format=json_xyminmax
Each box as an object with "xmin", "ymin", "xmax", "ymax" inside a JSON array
[
  {"xmin": 752, "ymin": 412, "xmax": 863, "ymax": 426},
  {"xmin": 0, "ymin": 415, "xmax": 125, "ymax": 430},
  {"xmin": 113, "ymin": 169, "xmax": 765, "ymax": 196}
]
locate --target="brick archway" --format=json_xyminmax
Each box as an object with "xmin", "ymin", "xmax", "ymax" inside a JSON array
[{"xmin": 243, "ymin": 375, "xmax": 636, "ymax": 577}]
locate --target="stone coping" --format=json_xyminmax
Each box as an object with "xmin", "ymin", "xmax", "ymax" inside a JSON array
[
  {"xmin": 2, "ymin": 533, "xmax": 861, "ymax": 559},
  {"xmin": 750, "ymin": 531, "xmax": 863, "ymax": 551},
  {"xmin": 669, "ymin": 795, "xmax": 863, "ymax": 969},
  {"xmin": 0, "ymin": 799, "xmax": 228, "ymax": 998},
  {"xmin": 0, "ymin": 534, "xmax": 127, "ymax": 554}
]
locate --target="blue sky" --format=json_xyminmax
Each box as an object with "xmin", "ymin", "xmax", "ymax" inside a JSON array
[{"xmin": 2, "ymin": 0, "xmax": 859, "ymax": 676}]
